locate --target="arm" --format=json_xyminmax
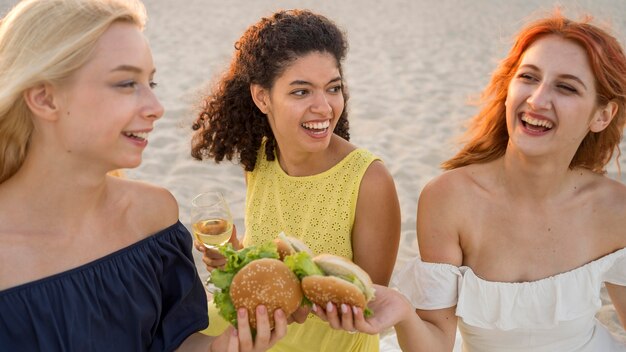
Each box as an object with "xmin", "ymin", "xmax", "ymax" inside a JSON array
[
  {"xmin": 352, "ymin": 160, "xmax": 401, "ymax": 285},
  {"xmin": 606, "ymin": 283, "xmax": 626, "ymax": 329},
  {"xmin": 398, "ymin": 175, "xmax": 464, "ymax": 351},
  {"xmin": 348, "ymin": 175, "xmax": 461, "ymax": 351}
]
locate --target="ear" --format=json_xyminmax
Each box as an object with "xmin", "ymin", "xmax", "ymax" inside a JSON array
[
  {"xmin": 589, "ymin": 101, "xmax": 618, "ymax": 133},
  {"xmin": 250, "ymin": 83, "xmax": 270, "ymax": 114},
  {"xmin": 23, "ymin": 83, "xmax": 60, "ymax": 121}
]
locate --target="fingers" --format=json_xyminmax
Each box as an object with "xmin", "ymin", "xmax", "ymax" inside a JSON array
[
  {"xmin": 321, "ymin": 302, "xmax": 342, "ymax": 330},
  {"xmin": 194, "ymin": 240, "xmax": 206, "ymax": 253},
  {"xmin": 229, "ymin": 225, "xmax": 241, "ymax": 249},
  {"xmin": 351, "ymin": 306, "xmax": 378, "ymax": 335},
  {"xmin": 235, "ymin": 308, "xmax": 254, "ymax": 351},
  {"xmin": 272, "ymin": 309, "xmax": 288, "ymax": 343},
  {"xmin": 253, "ymin": 305, "xmax": 271, "ymax": 347},
  {"xmin": 311, "ymin": 303, "xmax": 328, "ymax": 321},
  {"xmin": 312, "ymin": 302, "xmax": 358, "ymax": 333},
  {"xmin": 339, "ymin": 303, "xmax": 357, "ymax": 333},
  {"xmin": 225, "ymin": 327, "xmax": 239, "ymax": 352},
  {"xmin": 201, "ymin": 247, "xmax": 227, "ymax": 271},
  {"xmin": 236, "ymin": 305, "xmax": 283, "ymax": 352},
  {"xmin": 351, "ymin": 306, "xmax": 367, "ymax": 328}
]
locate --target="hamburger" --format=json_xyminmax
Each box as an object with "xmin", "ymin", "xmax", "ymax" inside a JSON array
[
  {"xmin": 273, "ymin": 232, "xmax": 314, "ymax": 260},
  {"xmin": 285, "ymin": 252, "xmax": 375, "ymax": 316},
  {"xmin": 210, "ymin": 242, "xmax": 303, "ymax": 329}
]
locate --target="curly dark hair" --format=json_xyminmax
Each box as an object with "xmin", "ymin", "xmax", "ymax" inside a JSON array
[{"xmin": 191, "ymin": 9, "xmax": 350, "ymax": 171}]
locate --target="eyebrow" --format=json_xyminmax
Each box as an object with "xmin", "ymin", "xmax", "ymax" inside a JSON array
[
  {"xmin": 289, "ymin": 76, "xmax": 342, "ymax": 86},
  {"xmin": 520, "ymin": 64, "xmax": 587, "ymax": 90},
  {"xmin": 110, "ymin": 65, "xmax": 156, "ymax": 75}
]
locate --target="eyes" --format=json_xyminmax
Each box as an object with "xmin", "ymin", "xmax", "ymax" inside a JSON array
[
  {"xmin": 115, "ymin": 79, "xmax": 158, "ymax": 90},
  {"xmin": 290, "ymin": 84, "xmax": 342, "ymax": 97},
  {"xmin": 516, "ymin": 72, "xmax": 579, "ymax": 94}
]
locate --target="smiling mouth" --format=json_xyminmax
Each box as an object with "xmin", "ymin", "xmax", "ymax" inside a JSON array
[
  {"xmin": 123, "ymin": 131, "xmax": 149, "ymax": 141},
  {"xmin": 521, "ymin": 115, "xmax": 553, "ymax": 132},
  {"xmin": 301, "ymin": 120, "xmax": 330, "ymax": 134}
]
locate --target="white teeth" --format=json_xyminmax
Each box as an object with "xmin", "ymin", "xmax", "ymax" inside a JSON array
[
  {"xmin": 301, "ymin": 120, "xmax": 330, "ymax": 130},
  {"xmin": 521, "ymin": 115, "xmax": 553, "ymax": 129},
  {"xmin": 124, "ymin": 131, "xmax": 149, "ymax": 140}
]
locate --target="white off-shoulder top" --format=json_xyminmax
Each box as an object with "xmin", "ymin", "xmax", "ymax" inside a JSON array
[{"xmin": 392, "ymin": 248, "xmax": 626, "ymax": 352}]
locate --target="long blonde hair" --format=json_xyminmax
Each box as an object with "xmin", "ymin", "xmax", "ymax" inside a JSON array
[{"xmin": 0, "ymin": 0, "xmax": 147, "ymax": 183}]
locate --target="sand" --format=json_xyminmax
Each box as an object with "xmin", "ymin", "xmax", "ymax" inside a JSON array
[{"xmin": 1, "ymin": 0, "xmax": 625, "ymax": 349}]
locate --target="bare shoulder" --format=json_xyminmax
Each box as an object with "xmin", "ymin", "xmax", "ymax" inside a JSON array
[
  {"xmin": 417, "ymin": 165, "xmax": 487, "ymax": 265},
  {"xmin": 361, "ymin": 159, "xmax": 395, "ymax": 189},
  {"xmin": 108, "ymin": 176, "xmax": 180, "ymax": 237},
  {"xmin": 356, "ymin": 158, "xmax": 400, "ymax": 214},
  {"xmin": 355, "ymin": 159, "xmax": 399, "ymax": 226},
  {"xmin": 588, "ymin": 174, "xmax": 626, "ymax": 247},
  {"xmin": 419, "ymin": 164, "xmax": 483, "ymax": 206}
]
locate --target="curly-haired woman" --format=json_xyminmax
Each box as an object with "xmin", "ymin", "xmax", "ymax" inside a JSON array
[{"xmin": 191, "ymin": 9, "xmax": 401, "ymax": 352}]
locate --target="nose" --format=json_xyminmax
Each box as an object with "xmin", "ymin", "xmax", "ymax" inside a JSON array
[
  {"xmin": 526, "ymin": 83, "xmax": 552, "ymax": 111},
  {"xmin": 310, "ymin": 91, "xmax": 333, "ymax": 116},
  {"xmin": 142, "ymin": 86, "xmax": 164, "ymax": 120}
]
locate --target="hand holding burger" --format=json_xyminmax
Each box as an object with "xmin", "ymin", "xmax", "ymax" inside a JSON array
[
  {"xmin": 285, "ymin": 251, "xmax": 375, "ymax": 317},
  {"xmin": 210, "ymin": 242, "xmax": 303, "ymax": 330}
]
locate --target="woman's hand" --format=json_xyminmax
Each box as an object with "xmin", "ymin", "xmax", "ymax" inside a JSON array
[
  {"xmin": 210, "ymin": 305, "xmax": 288, "ymax": 352},
  {"xmin": 195, "ymin": 225, "xmax": 241, "ymax": 271},
  {"xmin": 311, "ymin": 284, "xmax": 412, "ymax": 335}
]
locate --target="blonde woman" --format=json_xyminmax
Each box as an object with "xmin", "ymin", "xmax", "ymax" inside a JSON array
[{"xmin": 0, "ymin": 0, "xmax": 286, "ymax": 351}]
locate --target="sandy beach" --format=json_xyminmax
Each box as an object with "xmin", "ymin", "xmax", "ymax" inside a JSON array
[{"xmin": 2, "ymin": 0, "xmax": 625, "ymax": 349}]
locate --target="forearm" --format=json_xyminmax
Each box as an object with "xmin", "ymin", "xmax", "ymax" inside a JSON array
[
  {"xmin": 176, "ymin": 332, "xmax": 214, "ymax": 351},
  {"xmin": 396, "ymin": 314, "xmax": 455, "ymax": 352}
]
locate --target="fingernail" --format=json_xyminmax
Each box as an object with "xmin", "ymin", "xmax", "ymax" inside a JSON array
[
  {"xmin": 257, "ymin": 305, "xmax": 267, "ymax": 315},
  {"xmin": 326, "ymin": 302, "xmax": 333, "ymax": 312},
  {"xmin": 341, "ymin": 304, "xmax": 348, "ymax": 314},
  {"xmin": 238, "ymin": 308, "xmax": 246, "ymax": 318},
  {"xmin": 275, "ymin": 309, "xmax": 284, "ymax": 318},
  {"xmin": 352, "ymin": 306, "xmax": 359, "ymax": 315},
  {"xmin": 311, "ymin": 303, "xmax": 317, "ymax": 312},
  {"xmin": 231, "ymin": 328, "xmax": 238, "ymax": 337}
]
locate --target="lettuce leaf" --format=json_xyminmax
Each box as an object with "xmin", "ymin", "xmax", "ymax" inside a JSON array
[{"xmin": 284, "ymin": 251, "xmax": 324, "ymax": 279}]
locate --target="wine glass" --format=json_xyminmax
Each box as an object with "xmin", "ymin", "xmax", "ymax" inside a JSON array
[{"xmin": 190, "ymin": 191, "xmax": 233, "ymax": 292}]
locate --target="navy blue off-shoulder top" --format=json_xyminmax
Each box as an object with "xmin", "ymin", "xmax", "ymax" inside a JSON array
[{"xmin": 0, "ymin": 221, "xmax": 208, "ymax": 351}]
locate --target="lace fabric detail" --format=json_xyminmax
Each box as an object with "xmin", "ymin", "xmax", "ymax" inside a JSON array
[{"xmin": 244, "ymin": 145, "xmax": 379, "ymax": 258}]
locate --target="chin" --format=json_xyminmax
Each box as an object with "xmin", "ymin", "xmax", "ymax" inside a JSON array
[{"xmin": 116, "ymin": 157, "xmax": 142, "ymax": 170}]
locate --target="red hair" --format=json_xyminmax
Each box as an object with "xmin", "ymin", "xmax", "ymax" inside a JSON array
[{"xmin": 443, "ymin": 12, "xmax": 626, "ymax": 173}]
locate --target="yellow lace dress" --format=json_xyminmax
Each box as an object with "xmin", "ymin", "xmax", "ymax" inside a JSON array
[{"xmin": 242, "ymin": 145, "xmax": 381, "ymax": 352}]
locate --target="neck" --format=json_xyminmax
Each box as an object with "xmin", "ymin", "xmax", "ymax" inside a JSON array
[
  {"xmin": 499, "ymin": 149, "xmax": 579, "ymax": 202},
  {"xmin": 1, "ymin": 144, "xmax": 111, "ymax": 229},
  {"xmin": 275, "ymin": 135, "xmax": 341, "ymax": 177}
]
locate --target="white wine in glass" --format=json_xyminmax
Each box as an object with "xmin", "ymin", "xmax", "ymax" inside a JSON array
[
  {"xmin": 190, "ymin": 191, "xmax": 233, "ymax": 292},
  {"xmin": 192, "ymin": 218, "xmax": 232, "ymax": 248}
]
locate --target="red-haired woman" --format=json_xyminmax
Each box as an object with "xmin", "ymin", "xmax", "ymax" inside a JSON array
[{"xmin": 316, "ymin": 12, "xmax": 626, "ymax": 352}]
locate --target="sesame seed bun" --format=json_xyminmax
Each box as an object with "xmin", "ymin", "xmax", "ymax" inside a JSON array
[
  {"xmin": 302, "ymin": 275, "xmax": 367, "ymax": 308},
  {"xmin": 301, "ymin": 254, "xmax": 375, "ymax": 309},
  {"xmin": 230, "ymin": 258, "xmax": 303, "ymax": 329}
]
